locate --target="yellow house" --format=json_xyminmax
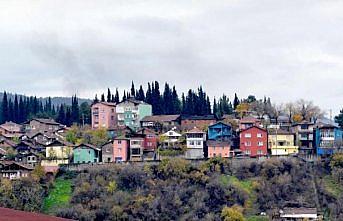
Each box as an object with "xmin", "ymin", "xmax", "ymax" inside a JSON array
[
  {"xmin": 268, "ymin": 129, "xmax": 299, "ymax": 156},
  {"xmin": 41, "ymin": 140, "xmax": 73, "ymax": 167}
]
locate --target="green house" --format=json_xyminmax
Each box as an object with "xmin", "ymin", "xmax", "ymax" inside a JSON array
[{"xmin": 73, "ymin": 143, "xmax": 101, "ymax": 164}]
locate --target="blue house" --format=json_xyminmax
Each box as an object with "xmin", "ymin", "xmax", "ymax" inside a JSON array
[
  {"xmin": 208, "ymin": 122, "xmax": 232, "ymax": 141},
  {"xmin": 315, "ymin": 124, "xmax": 343, "ymax": 156}
]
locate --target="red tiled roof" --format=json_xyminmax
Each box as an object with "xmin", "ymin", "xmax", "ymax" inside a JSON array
[
  {"xmin": 186, "ymin": 127, "xmax": 204, "ymax": 133},
  {"xmin": 0, "ymin": 207, "xmax": 72, "ymax": 221},
  {"xmin": 141, "ymin": 114, "xmax": 180, "ymax": 122}
]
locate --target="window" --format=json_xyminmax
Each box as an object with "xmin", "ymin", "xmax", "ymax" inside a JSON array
[
  {"xmin": 245, "ymin": 133, "xmax": 251, "ymax": 138},
  {"xmin": 118, "ymin": 140, "xmax": 122, "ymax": 144},
  {"xmin": 258, "ymin": 141, "xmax": 264, "ymax": 146},
  {"xmin": 301, "ymin": 125, "xmax": 308, "ymax": 130},
  {"xmin": 257, "ymin": 133, "xmax": 263, "ymax": 138},
  {"xmin": 196, "ymin": 141, "xmax": 201, "ymax": 145},
  {"xmin": 257, "ymin": 150, "xmax": 263, "ymax": 155},
  {"xmin": 245, "ymin": 150, "xmax": 251, "ymax": 155},
  {"xmin": 245, "ymin": 141, "xmax": 251, "ymax": 146}
]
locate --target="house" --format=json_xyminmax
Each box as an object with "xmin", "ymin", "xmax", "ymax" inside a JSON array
[
  {"xmin": 116, "ymin": 98, "xmax": 152, "ymax": 131},
  {"xmin": 15, "ymin": 151, "xmax": 40, "ymax": 167},
  {"xmin": 315, "ymin": 123, "xmax": 343, "ymax": 156},
  {"xmin": 0, "ymin": 137, "xmax": 17, "ymax": 150},
  {"xmin": 136, "ymin": 128, "xmax": 159, "ymax": 152},
  {"xmin": 113, "ymin": 138, "xmax": 129, "ymax": 162},
  {"xmin": 129, "ymin": 137, "xmax": 144, "ymax": 161},
  {"xmin": 208, "ymin": 122, "xmax": 232, "ymax": 141},
  {"xmin": 181, "ymin": 115, "xmax": 217, "ymax": 131},
  {"xmin": 41, "ymin": 140, "xmax": 73, "ymax": 168},
  {"xmin": 207, "ymin": 140, "xmax": 233, "ymax": 158},
  {"xmin": 73, "ymin": 143, "xmax": 100, "ymax": 164},
  {"xmin": 270, "ymin": 115, "xmax": 292, "ymax": 131},
  {"xmin": 102, "ymin": 141, "xmax": 114, "ymax": 163},
  {"xmin": 240, "ymin": 126, "xmax": 268, "ymax": 157},
  {"xmin": 239, "ymin": 117, "xmax": 262, "ymax": 130},
  {"xmin": 91, "ymin": 102, "xmax": 117, "ymax": 130},
  {"xmin": 0, "ymin": 121, "xmax": 23, "ymax": 138},
  {"xmin": 14, "ymin": 141, "xmax": 38, "ymax": 154},
  {"xmin": 161, "ymin": 130, "xmax": 182, "ymax": 148},
  {"xmin": 185, "ymin": 127, "xmax": 206, "ymax": 159},
  {"xmin": 0, "ymin": 161, "xmax": 34, "ymax": 180},
  {"xmin": 23, "ymin": 131, "xmax": 59, "ymax": 146},
  {"xmin": 268, "ymin": 129, "xmax": 298, "ymax": 156},
  {"xmin": 278, "ymin": 207, "xmax": 320, "ymax": 220},
  {"xmin": 24, "ymin": 118, "xmax": 65, "ymax": 133},
  {"xmin": 140, "ymin": 114, "xmax": 181, "ymax": 132},
  {"xmin": 292, "ymin": 121, "xmax": 315, "ymax": 155}
]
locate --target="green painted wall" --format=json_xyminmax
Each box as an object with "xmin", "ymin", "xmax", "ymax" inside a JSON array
[
  {"xmin": 139, "ymin": 104, "xmax": 152, "ymax": 121},
  {"xmin": 73, "ymin": 147, "xmax": 99, "ymax": 164}
]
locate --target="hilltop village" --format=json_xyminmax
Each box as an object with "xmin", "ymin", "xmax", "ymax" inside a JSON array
[{"xmin": 0, "ymin": 96, "xmax": 342, "ymax": 178}]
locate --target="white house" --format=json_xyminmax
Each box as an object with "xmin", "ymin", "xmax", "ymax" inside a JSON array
[{"xmin": 185, "ymin": 127, "xmax": 206, "ymax": 159}]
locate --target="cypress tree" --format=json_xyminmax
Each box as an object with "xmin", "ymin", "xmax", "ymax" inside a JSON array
[
  {"xmin": 107, "ymin": 88, "xmax": 111, "ymax": 102},
  {"xmin": 233, "ymin": 93, "xmax": 240, "ymax": 109},
  {"xmin": 56, "ymin": 104, "xmax": 66, "ymax": 124},
  {"xmin": 213, "ymin": 98, "xmax": 218, "ymax": 117},
  {"xmin": 172, "ymin": 86, "xmax": 181, "ymax": 114},
  {"xmin": 138, "ymin": 85, "xmax": 145, "ymax": 101},
  {"xmin": 122, "ymin": 90, "xmax": 127, "ymax": 101},
  {"xmin": 13, "ymin": 95, "xmax": 19, "ymax": 122},
  {"xmin": 65, "ymin": 107, "xmax": 72, "ymax": 126},
  {"xmin": 146, "ymin": 83, "xmax": 152, "ymax": 104},
  {"xmin": 131, "ymin": 81, "xmax": 135, "ymax": 98},
  {"xmin": 181, "ymin": 93, "xmax": 186, "ymax": 114},
  {"xmin": 163, "ymin": 83, "xmax": 173, "ymax": 114},
  {"xmin": 114, "ymin": 89, "xmax": 120, "ymax": 103},
  {"xmin": 94, "ymin": 94, "xmax": 99, "ymax": 104},
  {"xmin": 101, "ymin": 94, "xmax": 105, "ymax": 102},
  {"xmin": 18, "ymin": 96, "xmax": 25, "ymax": 123},
  {"xmin": 1, "ymin": 91, "xmax": 9, "ymax": 123},
  {"xmin": 71, "ymin": 95, "xmax": 79, "ymax": 124},
  {"xmin": 8, "ymin": 99, "xmax": 14, "ymax": 121}
]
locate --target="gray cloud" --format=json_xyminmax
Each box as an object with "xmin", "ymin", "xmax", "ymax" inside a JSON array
[{"xmin": 0, "ymin": 0, "xmax": 342, "ymax": 115}]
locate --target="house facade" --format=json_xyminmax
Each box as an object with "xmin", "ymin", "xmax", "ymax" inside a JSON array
[
  {"xmin": 207, "ymin": 140, "xmax": 232, "ymax": 158},
  {"xmin": 315, "ymin": 124, "xmax": 343, "ymax": 156},
  {"xmin": 102, "ymin": 141, "xmax": 114, "ymax": 163},
  {"xmin": 0, "ymin": 161, "xmax": 34, "ymax": 180},
  {"xmin": 129, "ymin": 137, "xmax": 144, "ymax": 161},
  {"xmin": 208, "ymin": 122, "xmax": 232, "ymax": 141},
  {"xmin": 15, "ymin": 152, "xmax": 40, "ymax": 167},
  {"xmin": 161, "ymin": 130, "xmax": 182, "ymax": 148},
  {"xmin": 292, "ymin": 121, "xmax": 315, "ymax": 155},
  {"xmin": 113, "ymin": 138, "xmax": 129, "ymax": 162},
  {"xmin": 185, "ymin": 128, "xmax": 206, "ymax": 159},
  {"xmin": 24, "ymin": 118, "xmax": 64, "ymax": 133},
  {"xmin": 73, "ymin": 143, "xmax": 100, "ymax": 164},
  {"xmin": 240, "ymin": 126, "xmax": 268, "ymax": 157},
  {"xmin": 140, "ymin": 114, "xmax": 181, "ymax": 132},
  {"xmin": 116, "ymin": 98, "xmax": 152, "ymax": 131},
  {"xmin": 136, "ymin": 128, "xmax": 159, "ymax": 152},
  {"xmin": 91, "ymin": 102, "xmax": 117, "ymax": 129},
  {"xmin": 268, "ymin": 129, "xmax": 298, "ymax": 156},
  {"xmin": 0, "ymin": 121, "xmax": 23, "ymax": 138},
  {"xmin": 41, "ymin": 140, "xmax": 73, "ymax": 167},
  {"xmin": 181, "ymin": 115, "xmax": 216, "ymax": 131}
]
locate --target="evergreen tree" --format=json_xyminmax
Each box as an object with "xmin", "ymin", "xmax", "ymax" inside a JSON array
[
  {"xmin": 107, "ymin": 88, "xmax": 111, "ymax": 102},
  {"xmin": 56, "ymin": 105, "xmax": 66, "ymax": 124},
  {"xmin": 111, "ymin": 94, "xmax": 115, "ymax": 103},
  {"xmin": 13, "ymin": 95, "xmax": 19, "ymax": 122},
  {"xmin": 18, "ymin": 96, "xmax": 25, "ymax": 123},
  {"xmin": 94, "ymin": 94, "xmax": 99, "ymax": 104},
  {"xmin": 138, "ymin": 85, "xmax": 145, "ymax": 101},
  {"xmin": 146, "ymin": 83, "xmax": 153, "ymax": 104},
  {"xmin": 131, "ymin": 81, "xmax": 135, "ymax": 98},
  {"xmin": 101, "ymin": 94, "xmax": 105, "ymax": 102},
  {"xmin": 181, "ymin": 93, "xmax": 186, "ymax": 114},
  {"xmin": 71, "ymin": 95, "xmax": 79, "ymax": 124},
  {"xmin": 8, "ymin": 99, "xmax": 14, "ymax": 122},
  {"xmin": 152, "ymin": 81, "xmax": 162, "ymax": 115},
  {"xmin": 172, "ymin": 86, "xmax": 181, "ymax": 114},
  {"xmin": 114, "ymin": 89, "xmax": 120, "ymax": 103},
  {"xmin": 1, "ymin": 92, "xmax": 9, "ymax": 123},
  {"xmin": 65, "ymin": 107, "xmax": 72, "ymax": 126},
  {"xmin": 122, "ymin": 90, "xmax": 127, "ymax": 101},
  {"xmin": 163, "ymin": 83, "xmax": 173, "ymax": 114},
  {"xmin": 233, "ymin": 93, "xmax": 240, "ymax": 110},
  {"xmin": 213, "ymin": 98, "xmax": 218, "ymax": 117}
]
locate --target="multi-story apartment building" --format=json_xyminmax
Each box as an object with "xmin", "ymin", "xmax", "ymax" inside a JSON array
[
  {"xmin": 268, "ymin": 129, "xmax": 298, "ymax": 156},
  {"xmin": 116, "ymin": 98, "xmax": 152, "ymax": 131},
  {"xmin": 315, "ymin": 124, "xmax": 343, "ymax": 156},
  {"xmin": 91, "ymin": 102, "xmax": 117, "ymax": 129},
  {"xmin": 129, "ymin": 137, "xmax": 144, "ymax": 161},
  {"xmin": 240, "ymin": 126, "xmax": 268, "ymax": 157},
  {"xmin": 185, "ymin": 127, "xmax": 206, "ymax": 159},
  {"xmin": 292, "ymin": 121, "xmax": 315, "ymax": 155}
]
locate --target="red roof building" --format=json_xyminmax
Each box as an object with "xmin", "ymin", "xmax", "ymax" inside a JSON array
[{"xmin": 0, "ymin": 207, "xmax": 72, "ymax": 221}]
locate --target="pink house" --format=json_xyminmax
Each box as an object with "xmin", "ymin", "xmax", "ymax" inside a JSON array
[
  {"xmin": 91, "ymin": 102, "xmax": 117, "ymax": 129},
  {"xmin": 207, "ymin": 140, "xmax": 233, "ymax": 158},
  {"xmin": 113, "ymin": 138, "xmax": 129, "ymax": 162}
]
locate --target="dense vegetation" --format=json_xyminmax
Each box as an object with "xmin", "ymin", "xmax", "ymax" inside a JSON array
[{"xmin": 2, "ymin": 156, "xmax": 342, "ymax": 220}]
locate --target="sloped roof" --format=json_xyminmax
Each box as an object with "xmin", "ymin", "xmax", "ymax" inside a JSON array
[
  {"xmin": 0, "ymin": 121, "xmax": 22, "ymax": 132},
  {"xmin": 186, "ymin": 127, "xmax": 205, "ymax": 134},
  {"xmin": 31, "ymin": 118, "xmax": 61, "ymax": 125},
  {"xmin": 181, "ymin": 115, "xmax": 216, "ymax": 120},
  {"xmin": 92, "ymin": 101, "xmax": 116, "ymax": 107},
  {"xmin": 268, "ymin": 129, "xmax": 294, "ymax": 135},
  {"xmin": 74, "ymin": 143, "xmax": 100, "ymax": 151},
  {"xmin": 240, "ymin": 125, "xmax": 267, "ymax": 133},
  {"xmin": 1, "ymin": 161, "xmax": 34, "ymax": 170},
  {"xmin": 136, "ymin": 128, "xmax": 158, "ymax": 135},
  {"xmin": 0, "ymin": 147, "xmax": 6, "ymax": 155},
  {"xmin": 163, "ymin": 130, "xmax": 182, "ymax": 137},
  {"xmin": 141, "ymin": 114, "xmax": 180, "ymax": 122},
  {"xmin": 117, "ymin": 98, "xmax": 149, "ymax": 106},
  {"xmin": 0, "ymin": 207, "xmax": 71, "ymax": 221},
  {"xmin": 281, "ymin": 207, "xmax": 317, "ymax": 215},
  {"xmin": 240, "ymin": 116, "xmax": 261, "ymax": 123}
]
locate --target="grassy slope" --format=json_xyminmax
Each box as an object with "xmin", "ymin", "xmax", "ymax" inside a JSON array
[{"xmin": 42, "ymin": 177, "xmax": 72, "ymax": 215}]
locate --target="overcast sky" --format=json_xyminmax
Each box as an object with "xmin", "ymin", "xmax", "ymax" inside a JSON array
[{"xmin": 0, "ymin": 0, "xmax": 342, "ymax": 115}]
